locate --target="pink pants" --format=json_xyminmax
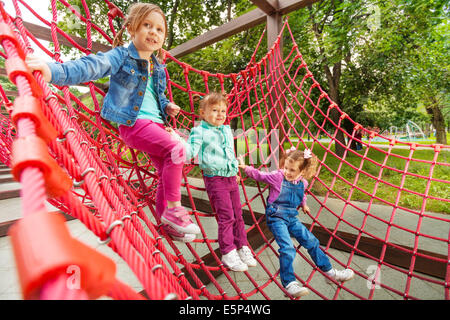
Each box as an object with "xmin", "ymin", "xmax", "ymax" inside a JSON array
[
  {"xmin": 119, "ymin": 119, "xmax": 185, "ymax": 218},
  {"xmin": 203, "ymin": 175, "xmax": 248, "ymax": 255}
]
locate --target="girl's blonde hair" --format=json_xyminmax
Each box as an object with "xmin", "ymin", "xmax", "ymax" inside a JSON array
[
  {"xmin": 280, "ymin": 149, "xmax": 319, "ymax": 180},
  {"xmin": 198, "ymin": 92, "xmax": 228, "ymax": 112},
  {"xmin": 113, "ymin": 3, "xmax": 168, "ymax": 61}
]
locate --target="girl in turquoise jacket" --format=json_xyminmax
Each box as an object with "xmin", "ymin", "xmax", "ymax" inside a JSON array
[{"xmin": 172, "ymin": 92, "xmax": 257, "ymax": 272}]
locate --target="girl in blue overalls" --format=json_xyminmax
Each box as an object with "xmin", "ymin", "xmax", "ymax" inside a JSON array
[{"xmin": 239, "ymin": 147, "xmax": 354, "ymax": 298}]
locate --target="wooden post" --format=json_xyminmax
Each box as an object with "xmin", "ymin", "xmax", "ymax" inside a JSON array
[
  {"xmin": 266, "ymin": 12, "xmax": 287, "ymax": 158},
  {"xmin": 267, "ymin": 12, "xmax": 282, "ymax": 51}
]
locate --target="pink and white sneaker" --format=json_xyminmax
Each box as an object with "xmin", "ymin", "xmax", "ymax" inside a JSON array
[
  {"xmin": 161, "ymin": 206, "xmax": 201, "ymax": 234},
  {"xmin": 162, "ymin": 224, "xmax": 196, "ymax": 243}
]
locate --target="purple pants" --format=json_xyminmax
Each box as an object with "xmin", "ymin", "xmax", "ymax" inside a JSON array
[
  {"xmin": 119, "ymin": 119, "xmax": 185, "ymax": 218},
  {"xmin": 203, "ymin": 175, "xmax": 248, "ymax": 254}
]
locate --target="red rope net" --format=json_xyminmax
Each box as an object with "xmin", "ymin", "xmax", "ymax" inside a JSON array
[{"xmin": 0, "ymin": 0, "xmax": 449, "ymax": 300}]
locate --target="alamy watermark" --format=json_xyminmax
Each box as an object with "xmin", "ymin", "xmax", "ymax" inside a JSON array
[
  {"xmin": 170, "ymin": 125, "xmax": 281, "ymax": 172},
  {"xmin": 66, "ymin": 265, "xmax": 81, "ymax": 290},
  {"xmin": 366, "ymin": 265, "xmax": 381, "ymax": 290},
  {"xmin": 367, "ymin": 4, "xmax": 381, "ymax": 33},
  {"xmin": 64, "ymin": 4, "xmax": 82, "ymax": 31}
]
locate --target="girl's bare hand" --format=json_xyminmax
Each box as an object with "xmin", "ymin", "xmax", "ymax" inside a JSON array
[
  {"xmin": 166, "ymin": 103, "xmax": 180, "ymax": 117},
  {"xmin": 237, "ymin": 155, "xmax": 246, "ymax": 169},
  {"xmin": 25, "ymin": 55, "xmax": 52, "ymax": 82},
  {"xmin": 301, "ymin": 205, "xmax": 310, "ymax": 215}
]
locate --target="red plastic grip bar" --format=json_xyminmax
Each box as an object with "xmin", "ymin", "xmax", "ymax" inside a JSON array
[
  {"xmin": 5, "ymin": 56, "xmax": 43, "ymax": 98},
  {"xmin": 11, "ymin": 135, "xmax": 72, "ymax": 197},
  {"xmin": 0, "ymin": 22, "xmax": 26, "ymax": 59},
  {"xmin": 8, "ymin": 211, "xmax": 116, "ymax": 299},
  {"xmin": 11, "ymin": 96, "xmax": 58, "ymax": 143}
]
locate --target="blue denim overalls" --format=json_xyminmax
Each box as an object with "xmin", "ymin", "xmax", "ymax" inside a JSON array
[{"xmin": 266, "ymin": 178, "xmax": 332, "ymax": 287}]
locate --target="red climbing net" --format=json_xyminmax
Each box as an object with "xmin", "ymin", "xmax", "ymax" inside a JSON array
[{"xmin": 0, "ymin": 0, "xmax": 449, "ymax": 300}]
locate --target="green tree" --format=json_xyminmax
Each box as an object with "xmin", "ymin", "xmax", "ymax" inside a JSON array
[
  {"xmin": 54, "ymin": 0, "xmax": 246, "ymax": 52},
  {"xmin": 53, "ymin": 0, "xmax": 448, "ymax": 149},
  {"xmin": 409, "ymin": 16, "xmax": 449, "ymax": 144},
  {"xmin": 282, "ymin": 0, "xmax": 448, "ymax": 154}
]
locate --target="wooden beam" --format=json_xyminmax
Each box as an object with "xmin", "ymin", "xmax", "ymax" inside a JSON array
[
  {"xmin": 17, "ymin": 2, "xmax": 321, "ymax": 60},
  {"xmin": 168, "ymin": 0, "xmax": 321, "ymax": 59},
  {"xmin": 309, "ymin": 224, "xmax": 447, "ymax": 281},
  {"xmin": 169, "ymin": 8, "xmax": 267, "ymax": 58},
  {"xmin": 180, "ymin": 195, "xmax": 447, "ymax": 280},
  {"xmin": 4, "ymin": 90, "xmax": 18, "ymax": 97},
  {"xmin": 179, "ymin": 217, "xmax": 273, "ymax": 288},
  {"xmin": 250, "ymin": 0, "xmax": 279, "ymax": 15},
  {"xmin": 22, "ymin": 21, "xmax": 111, "ymax": 53},
  {"xmin": 16, "ymin": 1, "xmax": 321, "ymax": 61},
  {"xmin": 0, "ymin": 210, "xmax": 74, "ymax": 237},
  {"xmin": 278, "ymin": 0, "xmax": 321, "ymax": 15},
  {"xmin": 141, "ymin": 192, "xmax": 446, "ymax": 297}
]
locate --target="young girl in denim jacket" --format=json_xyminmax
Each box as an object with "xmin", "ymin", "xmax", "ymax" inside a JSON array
[
  {"xmin": 26, "ymin": 3, "xmax": 200, "ymax": 241},
  {"xmin": 170, "ymin": 92, "xmax": 257, "ymax": 271},
  {"xmin": 239, "ymin": 147, "xmax": 354, "ymax": 297}
]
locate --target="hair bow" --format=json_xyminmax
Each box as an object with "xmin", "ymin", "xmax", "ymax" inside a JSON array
[
  {"xmin": 286, "ymin": 146, "xmax": 296, "ymax": 154},
  {"xmin": 303, "ymin": 148, "xmax": 312, "ymax": 159}
]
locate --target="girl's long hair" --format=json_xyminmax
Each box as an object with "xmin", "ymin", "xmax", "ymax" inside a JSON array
[{"xmin": 113, "ymin": 3, "xmax": 168, "ymax": 62}]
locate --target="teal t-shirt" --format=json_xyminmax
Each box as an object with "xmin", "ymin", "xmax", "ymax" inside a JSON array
[{"xmin": 137, "ymin": 76, "xmax": 164, "ymax": 124}]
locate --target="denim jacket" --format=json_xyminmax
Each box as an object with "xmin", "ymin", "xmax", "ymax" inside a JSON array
[{"xmin": 48, "ymin": 42, "xmax": 170, "ymax": 126}]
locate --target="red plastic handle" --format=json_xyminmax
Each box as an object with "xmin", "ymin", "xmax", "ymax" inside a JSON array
[
  {"xmin": 9, "ymin": 211, "xmax": 116, "ymax": 299},
  {"xmin": 0, "ymin": 22, "xmax": 26, "ymax": 59},
  {"xmin": 11, "ymin": 95, "xmax": 58, "ymax": 143},
  {"xmin": 11, "ymin": 135, "xmax": 72, "ymax": 197}
]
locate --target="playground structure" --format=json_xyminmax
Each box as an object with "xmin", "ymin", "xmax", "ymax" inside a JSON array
[
  {"xmin": 384, "ymin": 120, "xmax": 427, "ymax": 142},
  {"xmin": 0, "ymin": 0, "xmax": 449, "ymax": 300}
]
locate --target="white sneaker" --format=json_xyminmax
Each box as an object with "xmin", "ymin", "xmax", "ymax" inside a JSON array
[
  {"xmin": 286, "ymin": 281, "xmax": 309, "ymax": 298},
  {"xmin": 325, "ymin": 268, "xmax": 354, "ymax": 284},
  {"xmin": 237, "ymin": 246, "xmax": 257, "ymax": 267},
  {"xmin": 221, "ymin": 249, "xmax": 248, "ymax": 272}
]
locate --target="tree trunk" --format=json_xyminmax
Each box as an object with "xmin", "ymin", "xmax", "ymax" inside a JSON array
[
  {"xmin": 327, "ymin": 77, "xmax": 347, "ymax": 157},
  {"xmin": 426, "ymin": 101, "xmax": 447, "ymax": 145},
  {"xmin": 166, "ymin": 0, "xmax": 180, "ymax": 50},
  {"xmin": 308, "ymin": 6, "xmax": 348, "ymax": 157},
  {"xmin": 324, "ymin": 60, "xmax": 349, "ymax": 157},
  {"xmin": 227, "ymin": 0, "xmax": 232, "ymax": 22}
]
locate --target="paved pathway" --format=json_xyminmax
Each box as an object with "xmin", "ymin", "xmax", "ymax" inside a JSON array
[{"xmin": 1, "ymin": 177, "xmax": 448, "ymax": 300}]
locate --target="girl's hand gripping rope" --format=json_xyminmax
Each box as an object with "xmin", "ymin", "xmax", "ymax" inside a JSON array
[
  {"xmin": 237, "ymin": 155, "xmax": 246, "ymax": 169},
  {"xmin": 166, "ymin": 102, "xmax": 181, "ymax": 117},
  {"xmin": 301, "ymin": 204, "xmax": 310, "ymax": 215},
  {"xmin": 25, "ymin": 55, "xmax": 52, "ymax": 83}
]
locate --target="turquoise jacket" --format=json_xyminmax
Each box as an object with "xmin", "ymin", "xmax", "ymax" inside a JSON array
[{"xmin": 184, "ymin": 121, "xmax": 238, "ymax": 177}]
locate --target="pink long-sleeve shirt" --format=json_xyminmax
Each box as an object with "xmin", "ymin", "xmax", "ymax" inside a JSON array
[{"xmin": 244, "ymin": 166, "xmax": 308, "ymax": 206}]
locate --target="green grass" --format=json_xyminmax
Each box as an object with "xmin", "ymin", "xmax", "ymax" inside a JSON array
[
  {"xmin": 186, "ymin": 139, "xmax": 449, "ymax": 214},
  {"xmin": 118, "ymin": 135, "xmax": 448, "ymax": 214},
  {"xmin": 307, "ymin": 143, "xmax": 449, "ymax": 214}
]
